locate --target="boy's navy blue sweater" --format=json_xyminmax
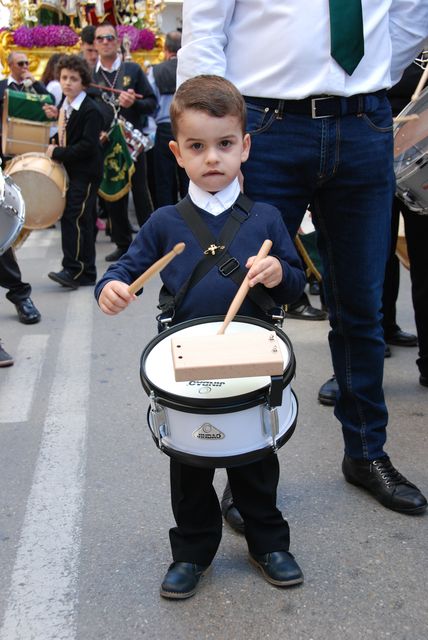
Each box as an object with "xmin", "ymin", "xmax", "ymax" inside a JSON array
[{"xmin": 95, "ymin": 199, "xmax": 306, "ymax": 325}]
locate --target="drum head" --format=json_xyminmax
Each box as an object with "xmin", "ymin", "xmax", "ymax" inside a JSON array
[
  {"xmin": 394, "ymin": 87, "xmax": 428, "ymax": 175},
  {"xmin": 5, "ymin": 153, "xmax": 67, "ymax": 229},
  {"xmin": 0, "ymin": 176, "xmax": 25, "ymax": 255},
  {"xmin": 141, "ymin": 316, "xmax": 295, "ymax": 413}
]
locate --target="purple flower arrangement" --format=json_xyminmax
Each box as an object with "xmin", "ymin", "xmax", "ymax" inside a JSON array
[
  {"xmin": 13, "ymin": 26, "xmax": 79, "ymax": 48},
  {"xmin": 117, "ymin": 25, "xmax": 156, "ymax": 51},
  {"xmin": 12, "ymin": 25, "xmax": 156, "ymax": 51}
]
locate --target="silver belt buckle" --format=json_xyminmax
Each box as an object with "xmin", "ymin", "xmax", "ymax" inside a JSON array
[{"xmin": 311, "ymin": 96, "xmax": 334, "ymax": 119}]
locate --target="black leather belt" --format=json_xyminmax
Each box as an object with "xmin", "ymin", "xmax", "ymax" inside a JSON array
[{"xmin": 244, "ymin": 90, "xmax": 386, "ymax": 118}]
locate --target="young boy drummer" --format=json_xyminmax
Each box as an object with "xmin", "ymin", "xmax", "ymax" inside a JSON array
[
  {"xmin": 95, "ymin": 75, "xmax": 306, "ymax": 599},
  {"xmin": 43, "ymin": 55, "xmax": 104, "ymax": 289}
]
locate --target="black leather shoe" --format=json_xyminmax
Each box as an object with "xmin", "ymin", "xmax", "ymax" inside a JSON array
[
  {"xmin": 105, "ymin": 247, "xmax": 128, "ymax": 262},
  {"xmin": 14, "ymin": 297, "xmax": 41, "ymax": 324},
  {"xmin": 249, "ymin": 551, "xmax": 303, "ymax": 587},
  {"xmin": 419, "ymin": 375, "xmax": 428, "ymax": 388},
  {"xmin": 160, "ymin": 562, "xmax": 209, "ymax": 599},
  {"xmin": 318, "ymin": 375, "xmax": 338, "ymax": 406},
  {"xmin": 342, "ymin": 455, "xmax": 427, "ymax": 514},
  {"xmin": 221, "ymin": 482, "xmax": 245, "ymax": 534},
  {"xmin": 284, "ymin": 300, "xmax": 328, "ymax": 320},
  {"xmin": 385, "ymin": 327, "xmax": 418, "ymax": 347},
  {"xmin": 48, "ymin": 270, "xmax": 79, "ymax": 290}
]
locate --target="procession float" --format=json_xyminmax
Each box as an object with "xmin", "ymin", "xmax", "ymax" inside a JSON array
[{"xmin": 0, "ymin": 0, "xmax": 166, "ymax": 78}]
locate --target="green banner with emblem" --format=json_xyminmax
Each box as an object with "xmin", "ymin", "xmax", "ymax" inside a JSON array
[
  {"xmin": 98, "ymin": 122, "xmax": 135, "ymax": 202},
  {"xmin": 7, "ymin": 89, "xmax": 54, "ymax": 122}
]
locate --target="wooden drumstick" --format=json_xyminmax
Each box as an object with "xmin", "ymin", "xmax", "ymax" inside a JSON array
[
  {"xmin": 411, "ymin": 63, "xmax": 428, "ymax": 101},
  {"xmin": 90, "ymin": 83, "xmax": 144, "ymax": 100},
  {"xmin": 217, "ymin": 239, "xmax": 273, "ymax": 335},
  {"xmin": 393, "ymin": 114, "xmax": 419, "ymax": 123},
  {"xmin": 128, "ymin": 242, "xmax": 186, "ymax": 295}
]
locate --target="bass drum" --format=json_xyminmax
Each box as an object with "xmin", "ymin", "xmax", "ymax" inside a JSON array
[
  {"xmin": 5, "ymin": 152, "xmax": 68, "ymax": 229},
  {"xmin": 140, "ymin": 316, "xmax": 298, "ymax": 469},
  {"xmin": 0, "ymin": 171, "xmax": 25, "ymax": 255},
  {"xmin": 394, "ymin": 87, "xmax": 428, "ymax": 215}
]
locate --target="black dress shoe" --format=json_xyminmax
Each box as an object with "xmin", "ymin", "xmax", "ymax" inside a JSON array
[
  {"xmin": 160, "ymin": 562, "xmax": 209, "ymax": 599},
  {"xmin": 249, "ymin": 551, "xmax": 304, "ymax": 587},
  {"xmin": 14, "ymin": 297, "xmax": 41, "ymax": 324},
  {"xmin": 105, "ymin": 247, "xmax": 128, "ymax": 262},
  {"xmin": 221, "ymin": 482, "xmax": 245, "ymax": 534},
  {"xmin": 318, "ymin": 375, "xmax": 338, "ymax": 406},
  {"xmin": 342, "ymin": 455, "xmax": 427, "ymax": 514},
  {"xmin": 419, "ymin": 375, "xmax": 428, "ymax": 388},
  {"xmin": 385, "ymin": 327, "xmax": 418, "ymax": 347},
  {"xmin": 284, "ymin": 295, "xmax": 328, "ymax": 321},
  {"xmin": 48, "ymin": 270, "xmax": 79, "ymax": 290}
]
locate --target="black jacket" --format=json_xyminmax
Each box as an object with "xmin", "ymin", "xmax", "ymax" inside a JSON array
[
  {"xmin": 89, "ymin": 61, "xmax": 157, "ymax": 131},
  {"xmin": 51, "ymin": 94, "xmax": 104, "ymax": 180}
]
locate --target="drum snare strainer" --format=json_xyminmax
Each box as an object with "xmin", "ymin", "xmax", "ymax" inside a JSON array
[{"xmin": 140, "ymin": 316, "xmax": 298, "ymax": 468}]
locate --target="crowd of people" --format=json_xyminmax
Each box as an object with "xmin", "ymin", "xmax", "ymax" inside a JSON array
[{"xmin": 1, "ymin": 2, "xmax": 428, "ymax": 602}]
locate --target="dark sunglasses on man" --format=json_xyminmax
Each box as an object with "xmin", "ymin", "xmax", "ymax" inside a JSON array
[
  {"xmin": 95, "ymin": 35, "xmax": 116, "ymax": 42},
  {"xmin": 17, "ymin": 60, "xmax": 30, "ymax": 67}
]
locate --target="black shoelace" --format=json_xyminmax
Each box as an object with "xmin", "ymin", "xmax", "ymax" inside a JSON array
[{"xmin": 372, "ymin": 458, "xmax": 408, "ymax": 487}]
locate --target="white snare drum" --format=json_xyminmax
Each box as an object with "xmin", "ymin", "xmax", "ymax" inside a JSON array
[
  {"xmin": 394, "ymin": 87, "xmax": 428, "ymax": 215},
  {"xmin": 5, "ymin": 152, "xmax": 68, "ymax": 229},
  {"xmin": 140, "ymin": 316, "xmax": 298, "ymax": 468},
  {"xmin": 0, "ymin": 173, "xmax": 25, "ymax": 255}
]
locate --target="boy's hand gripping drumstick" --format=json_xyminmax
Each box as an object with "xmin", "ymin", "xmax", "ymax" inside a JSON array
[
  {"xmin": 128, "ymin": 242, "xmax": 186, "ymax": 295},
  {"xmin": 217, "ymin": 239, "xmax": 273, "ymax": 335}
]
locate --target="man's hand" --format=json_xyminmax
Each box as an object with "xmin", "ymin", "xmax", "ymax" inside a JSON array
[{"xmin": 118, "ymin": 89, "xmax": 137, "ymax": 109}]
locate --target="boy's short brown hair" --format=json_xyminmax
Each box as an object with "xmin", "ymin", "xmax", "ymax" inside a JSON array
[
  {"xmin": 56, "ymin": 54, "xmax": 92, "ymax": 88},
  {"xmin": 170, "ymin": 75, "xmax": 247, "ymax": 139}
]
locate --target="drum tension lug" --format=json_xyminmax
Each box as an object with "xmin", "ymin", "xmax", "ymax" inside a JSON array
[{"xmin": 268, "ymin": 375, "xmax": 283, "ymax": 409}]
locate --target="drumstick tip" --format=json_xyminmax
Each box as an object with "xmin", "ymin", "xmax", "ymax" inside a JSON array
[{"xmin": 173, "ymin": 242, "xmax": 186, "ymax": 255}]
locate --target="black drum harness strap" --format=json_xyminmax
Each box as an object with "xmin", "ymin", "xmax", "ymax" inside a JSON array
[{"xmin": 156, "ymin": 194, "xmax": 285, "ymax": 330}]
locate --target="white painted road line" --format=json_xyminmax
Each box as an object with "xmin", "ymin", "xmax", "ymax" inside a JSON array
[
  {"xmin": 0, "ymin": 335, "xmax": 49, "ymax": 424},
  {"xmin": 0, "ymin": 290, "xmax": 93, "ymax": 640}
]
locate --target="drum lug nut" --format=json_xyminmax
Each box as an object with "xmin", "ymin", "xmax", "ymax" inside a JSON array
[
  {"xmin": 262, "ymin": 405, "xmax": 280, "ymax": 452},
  {"xmin": 149, "ymin": 392, "xmax": 169, "ymax": 443}
]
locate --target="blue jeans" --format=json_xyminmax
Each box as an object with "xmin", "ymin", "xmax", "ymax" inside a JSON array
[{"xmin": 242, "ymin": 95, "xmax": 394, "ymax": 460}]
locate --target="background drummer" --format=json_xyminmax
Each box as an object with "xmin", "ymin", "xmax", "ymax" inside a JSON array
[
  {"xmin": 43, "ymin": 55, "xmax": 104, "ymax": 290},
  {"xmin": 0, "ymin": 51, "xmax": 53, "ymax": 166},
  {"xmin": 95, "ymin": 75, "xmax": 307, "ymax": 599}
]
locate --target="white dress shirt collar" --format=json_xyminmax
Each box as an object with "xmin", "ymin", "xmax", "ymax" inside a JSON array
[
  {"xmin": 96, "ymin": 55, "xmax": 122, "ymax": 73},
  {"xmin": 63, "ymin": 91, "xmax": 86, "ymax": 117},
  {"xmin": 188, "ymin": 178, "xmax": 240, "ymax": 215}
]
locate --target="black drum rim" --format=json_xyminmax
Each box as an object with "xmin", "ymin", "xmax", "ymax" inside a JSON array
[{"xmin": 140, "ymin": 315, "xmax": 296, "ymax": 414}]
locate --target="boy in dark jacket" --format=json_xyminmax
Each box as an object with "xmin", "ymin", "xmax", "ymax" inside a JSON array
[
  {"xmin": 95, "ymin": 75, "xmax": 306, "ymax": 599},
  {"xmin": 44, "ymin": 55, "xmax": 104, "ymax": 288}
]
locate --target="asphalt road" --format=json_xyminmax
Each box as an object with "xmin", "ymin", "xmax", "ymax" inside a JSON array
[{"xmin": 0, "ymin": 222, "xmax": 427, "ymax": 640}]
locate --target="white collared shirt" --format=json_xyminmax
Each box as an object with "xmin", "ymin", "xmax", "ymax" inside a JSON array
[
  {"xmin": 95, "ymin": 55, "xmax": 122, "ymax": 74},
  {"xmin": 189, "ymin": 178, "xmax": 240, "ymax": 216},
  {"xmin": 178, "ymin": 0, "xmax": 428, "ymax": 96},
  {"xmin": 7, "ymin": 75, "xmax": 23, "ymax": 88},
  {"xmin": 63, "ymin": 91, "xmax": 86, "ymax": 118}
]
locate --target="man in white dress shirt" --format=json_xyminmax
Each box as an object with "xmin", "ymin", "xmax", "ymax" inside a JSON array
[{"xmin": 177, "ymin": 0, "xmax": 428, "ymax": 522}]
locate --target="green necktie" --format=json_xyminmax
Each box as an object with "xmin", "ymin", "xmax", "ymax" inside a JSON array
[{"xmin": 329, "ymin": 0, "xmax": 365, "ymax": 75}]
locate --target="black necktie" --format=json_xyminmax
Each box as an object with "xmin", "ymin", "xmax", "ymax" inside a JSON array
[{"xmin": 329, "ymin": 0, "xmax": 365, "ymax": 75}]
